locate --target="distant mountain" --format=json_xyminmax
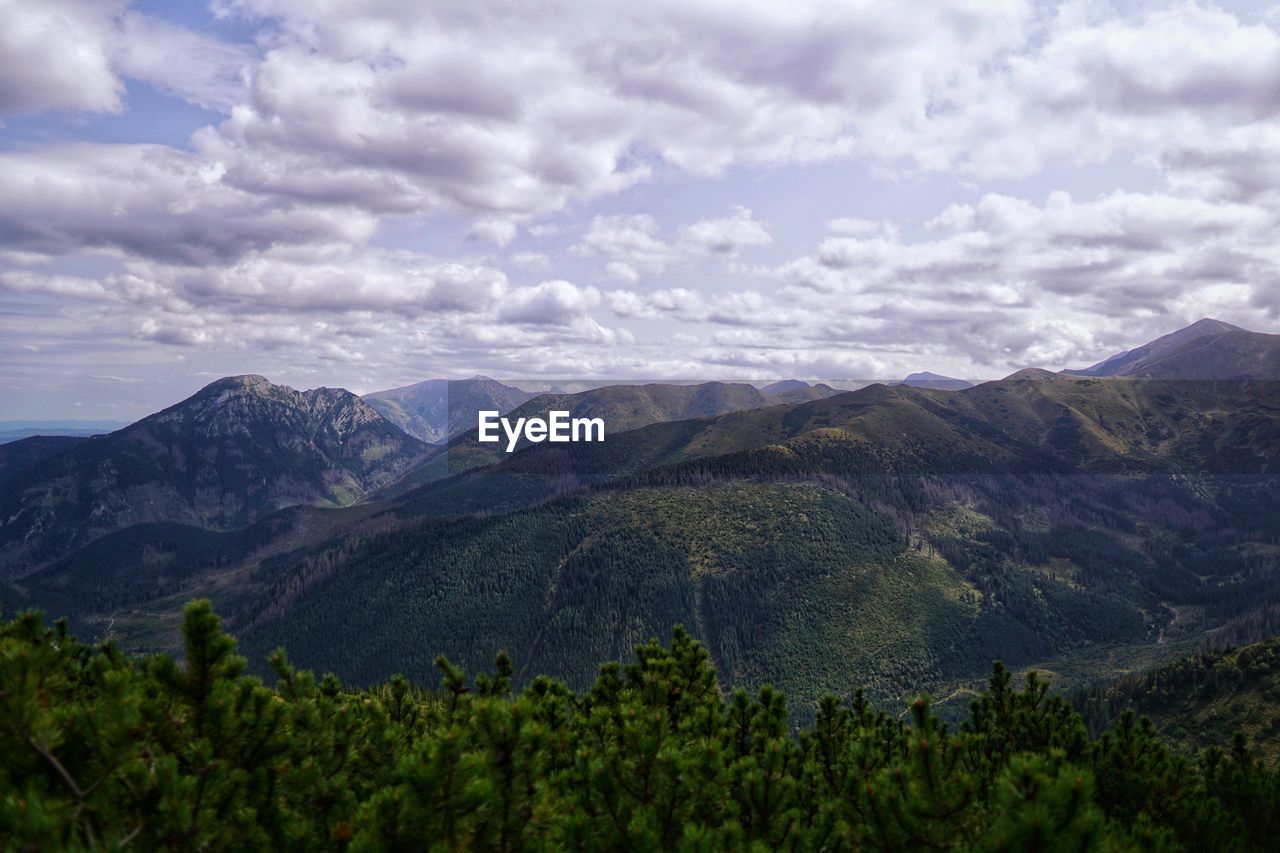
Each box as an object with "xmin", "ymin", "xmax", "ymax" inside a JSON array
[
  {"xmin": 899, "ymin": 372, "xmax": 974, "ymax": 390},
  {"xmin": 0, "ymin": 375, "xmax": 430, "ymax": 574},
  {"xmin": 1064, "ymin": 318, "xmax": 1280, "ymax": 379},
  {"xmin": 527, "ymin": 380, "xmax": 776, "ymax": 429},
  {"xmin": 376, "ymin": 380, "xmax": 814, "ymax": 493},
  {"xmin": 761, "ymin": 379, "xmax": 809, "ymax": 395},
  {"xmin": 760, "ymin": 380, "xmax": 843, "ymax": 403},
  {"xmin": 363, "ymin": 376, "xmax": 537, "ymax": 443},
  {"xmin": 0, "ymin": 419, "xmax": 129, "ymax": 444}
]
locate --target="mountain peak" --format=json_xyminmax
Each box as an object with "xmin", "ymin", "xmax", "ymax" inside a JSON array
[
  {"xmin": 1006, "ymin": 367, "xmax": 1062, "ymax": 381},
  {"xmin": 1183, "ymin": 317, "xmax": 1244, "ymax": 335},
  {"xmin": 762, "ymin": 379, "xmax": 811, "ymax": 394},
  {"xmin": 200, "ymin": 374, "xmax": 277, "ymax": 394},
  {"xmin": 901, "ymin": 372, "xmax": 974, "ymax": 390},
  {"xmin": 1065, "ymin": 317, "xmax": 1276, "ymax": 379}
]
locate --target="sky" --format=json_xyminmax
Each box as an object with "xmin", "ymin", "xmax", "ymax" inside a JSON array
[{"xmin": 3, "ymin": 0, "xmax": 1280, "ymax": 419}]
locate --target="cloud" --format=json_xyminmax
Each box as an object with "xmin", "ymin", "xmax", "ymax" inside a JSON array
[
  {"xmin": 111, "ymin": 11, "xmax": 253, "ymax": 112},
  {"xmin": 498, "ymin": 280, "xmax": 602, "ymax": 326},
  {"xmin": 573, "ymin": 214, "xmax": 673, "ymax": 283},
  {"xmin": 0, "ymin": 0, "xmax": 125, "ymax": 115},
  {"xmin": 576, "ymin": 206, "xmax": 773, "ymax": 282},
  {"xmin": 680, "ymin": 206, "xmax": 771, "ymax": 256},
  {"xmin": 0, "ymin": 144, "xmax": 375, "ymax": 265},
  {"xmin": 511, "ymin": 251, "xmax": 552, "ymax": 272},
  {"xmin": 467, "ymin": 218, "xmax": 519, "ymax": 247},
  {"xmin": 769, "ymin": 187, "xmax": 1280, "ymax": 368},
  {"xmin": 909, "ymin": 3, "xmax": 1280, "ymax": 179},
  {"xmin": 9, "ymin": 0, "xmax": 1280, "ymax": 405},
  {"xmin": 0, "ymin": 1, "xmax": 252, "ymax": 117},
  {"xmin": 181, "ymin": 0, "xmax": 1032, "ymax": 218}
]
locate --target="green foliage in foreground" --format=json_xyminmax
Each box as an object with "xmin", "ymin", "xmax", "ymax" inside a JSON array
[{"xmin": 2, "ymin": 603, "xmax": 1278, "ymax": 850}]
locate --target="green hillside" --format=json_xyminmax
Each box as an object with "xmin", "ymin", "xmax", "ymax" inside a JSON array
[{"xmin": 238, "ymin": 476, "xmax": 1201, "ymax": 714}]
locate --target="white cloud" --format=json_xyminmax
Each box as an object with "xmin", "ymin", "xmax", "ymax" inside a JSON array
[
  {"xmin": 511, "ymin": 251, "xmax": 553, "ymax": 272},
  {"xmin": 680, "ymin": 206, "xmax": 771, "ymax": 256},
  {"xmin": 0, "ymin": 144, "xmax": 375, "ymax": 265},
  {"xmin": 8, "ymin": 0, "xmax": 1280, "ymax": 404},
  {"xmin": 0, "ymin": 0, "xmax": 125, "ymax": 115},
  {"xmin": 0, "ymin": 1, "xmax": 252, "ymax": 117},
  {"xmin": 574, "ymin": 214, "xmax": 673, "ymax": 283},
  {"xmin": 111, "ymin": 11, "xmax": 253, "ymax": 112},
  {"xmin": 467, "ymin": 218, "xmax": 519, "ymax": 247},
  {"xmin": 498, "ymin": 279, "xmax": 602, "ymax": 325}
]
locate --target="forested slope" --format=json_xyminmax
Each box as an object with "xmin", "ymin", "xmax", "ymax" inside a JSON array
[{"xmin": 1077, "ymin": 635, "xmax": 1280, "ymax": 765}]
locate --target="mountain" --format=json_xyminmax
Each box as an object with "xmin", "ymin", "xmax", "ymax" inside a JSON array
[
  {"xmin": 1065, "ymin": 318, "xmax": 1280, "ymax": 379},
  {"xmin": 511, "ymin": 381, "xmax": 777, "ymax": 432},
  {"xmin": 363, "ymin": 376, "xmax": 537, "ymax": 443},
  {"xmin": 0, "ymin": 375, "xmax": 430, "ymax": 574},
  {"xmin": 899, "ymin": 372, "xmax": 974, "ymax": 390},
  {"xmin": 760, "ymin": 379, "xmax": 843, "ymax": 403},
  {"xmin": 0, "ymin": 419, "xmax": 130, "ymax": 444},
  {"xmin": 760, "ymin": 379, "xmax": 809, "ymax": 395}
]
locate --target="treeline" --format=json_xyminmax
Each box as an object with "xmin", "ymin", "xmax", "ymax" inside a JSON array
[{"xmin": 3, "ymin": 603, "xmax": 1278, "ymax": 849}]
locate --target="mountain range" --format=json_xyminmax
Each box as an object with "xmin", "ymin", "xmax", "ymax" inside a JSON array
[{"xmin": 2, "ymin": 318, "xmax": 1279, "ymax": 716}]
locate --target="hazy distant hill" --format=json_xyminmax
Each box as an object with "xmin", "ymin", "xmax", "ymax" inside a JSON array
[
  {"xmin": 511, "ymin": 382, "xmax": 777, "ymax": 433},
  {"xmin": 760, "ymin": 379, "xmax": 843, "ymax": 403},
  {"xmin": 1065, "ymin": 318, "xmax": 1280, "ymax": 379},
  {"xmin": 363, "ymin": 376, "xmax": 537, "ymax": 443},
  {"xmin": 0, "ymin": 375, "xmax": 430, "ymax": 574},
  {"xmin": 0, "ymin": 419, "xmax": 129, "ymax": 444},
  {"xmin": 899, "ymin": 372, "xmax": 974, "ymax": 390}
]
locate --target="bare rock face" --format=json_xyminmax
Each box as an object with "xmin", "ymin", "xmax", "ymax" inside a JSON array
[{"xmin": 0, "ymin": 375, "xmax": 431, "ymax": 574}]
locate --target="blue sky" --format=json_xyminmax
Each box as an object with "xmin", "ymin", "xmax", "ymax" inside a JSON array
[{"xmin": 2, "ymin": 0, "xmax": 1279, "ymax": 418}]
